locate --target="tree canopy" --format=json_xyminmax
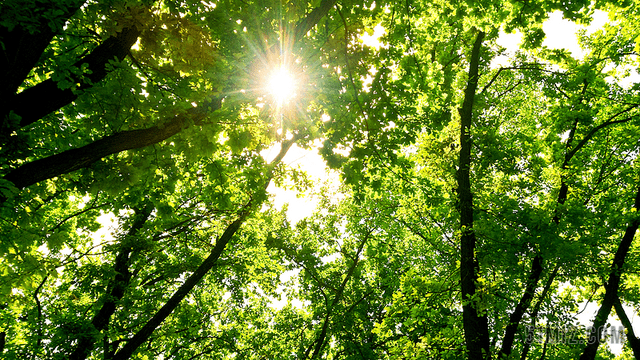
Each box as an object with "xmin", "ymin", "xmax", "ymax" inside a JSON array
[{"xmin": 1, "ymin": 0, "xmax": 640, "ymax": 359}]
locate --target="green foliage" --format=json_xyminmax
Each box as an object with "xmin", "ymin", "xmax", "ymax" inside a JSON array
[{"xmin": 2, "ymin": 0, "xmax": 640, "ymax": 359}]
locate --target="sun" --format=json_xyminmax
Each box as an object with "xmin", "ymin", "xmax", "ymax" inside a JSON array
[{"xmin": 268, "ymin": 67, "xmax": 296, "ymax": 105}]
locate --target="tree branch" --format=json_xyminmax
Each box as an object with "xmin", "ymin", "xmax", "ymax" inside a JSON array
[
  {"xmin": 520, "ymin": 264, "xmax": 559, "ymax": 360},
  {"xmin": 10, "ymin": 25, "xmax": 142, "ymax": 130},
  {"xmin": 293, "ymin": 0, "xmax": 338, "ymax": 43},
  {"xmin": 110, "ymin": 138, "xmax": 296, "ymax": 360},
  {"xmin": 0, "ymin": 0, "xmax": 85, "ymax": 105},
  {"xmin": 307, "ymin": 231, "xmax": 370, "ymax": 359},
  {"xmin": 68, "ymin": 203, "xmax": 153, "ymax": 360},
  {"xmin": 566, "ymin": 104, "xmax": 640, "ymax": 163},
  {"xmin": 498, "ymin": 255, "xmax": 543, "ymax": 358},
  {"xmin": 33, "ymin": 275, "xmax": 49, "ymax": 349},
  {"xmin": 579, "ymin": 182, "xmax": 640, "ymax": 360},
  {"xmin": 613, "ymin": 295, "xmax": 640, "ymax": 359},
  {"xmin": 3, "ymin": 99, "xmax": 219, "ymax": 191}
]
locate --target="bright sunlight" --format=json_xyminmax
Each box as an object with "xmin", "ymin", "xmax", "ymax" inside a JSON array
[{"xmin": 268, "ymin": 66, "xmax": 296, "ymax": 105}]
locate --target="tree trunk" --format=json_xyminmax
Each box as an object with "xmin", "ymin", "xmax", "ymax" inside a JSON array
[
  {"xmin": 457, "ymin": 30, "xmax": 490, "ymax": 360},
  {"xmin": 613, "ymin": 296, "xmax": 640, "ymax": 359},
  {"xmin": 0, "ymin": 0, "xmax": 85, "ymax": 129},
  {"xmin": 109, "ymin": 138, "xmax": 295, "ymax": 360},
  {"xmin": 498, "ymin": 255, "xmax": 543, "ymax": 358},
  {"xmin": 69, "ymin": 203, "xmax": 152, "ymax": 360},
  {"xmin": 2, "ymin": 101, "xmax": 218, "ymax": 191},
  {"xmin": 579, "ymin": 184, "xmax": 640, "ymax": 360}
]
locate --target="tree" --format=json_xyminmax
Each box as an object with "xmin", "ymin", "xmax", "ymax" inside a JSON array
[{"xmin": 2, "ymin": 0, "xmax": 640, "ymax": 359}]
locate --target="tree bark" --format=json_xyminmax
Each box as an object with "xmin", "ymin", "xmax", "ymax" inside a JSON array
[
  {"xmin": 457, "ymin": 30, "xmax": 490, "ymax": 360},
  {"xmin": 2, "ymin": 100, "xmax": 217, "ymax": 191},
  {"xmin": 613, "ymin": 295, "xmax": 640, "ymax": 359},
  {"xmin": 579, "ymin": 184, "xmax": 640, "ymax": 360},
  {"xmin": 68, "ymin": 204, "xmax": 152, "ymax": 360},
  {"xmin": 0, "ymin": 0, "xmax": 85, "ymax": 120},
  {"xmin": 498, "ymin": 255, "xmax": 543, "ymax": 358},
  {"xmin": 9, "ymin": 25, "xmax": 141, "ymax": 131}
]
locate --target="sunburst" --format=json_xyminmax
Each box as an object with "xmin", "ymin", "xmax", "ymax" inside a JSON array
[{"xmin": 267, "ymin": 66, "xmax": 296, "ymax": 106}]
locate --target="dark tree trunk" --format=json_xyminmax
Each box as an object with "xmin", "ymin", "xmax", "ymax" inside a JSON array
[
  {"xmin": 68, "ymin": 204, "xmax": 152, "ymax": 360},
  {"xmin": 2, "ymin": 100, "xmax": 219, "ymax": 191},
  {"xmin": 110, "ymin": 138, "xmax": 295, "ymax": 360},
  {"xmin": 7, "ymin": 26, "xmax": 141, "ymax": 131},
  {"xmin": 579, "ymin": 184, "xmax": 640, "ymax": 360},
  {"xmin": 520, "ymin": 265, "xmax": 559, "ymax": 360},
  {"xmin": 457, "ymin": 30, "xmax": 490, "ymax": 360},
  {"xmin": 613, "ymin": 296, "xmax": 640, "ymax": 359},
  {"xmin": 0, "ymin": 0, "xmax": 85, "ymax": 122},
  {"xmin": 498, "ymin": 255, "xmax": 543, "ymax": 358},
  {"xmin": 110, "ymin": 215, "xmax": 244, "ymax": 360}
]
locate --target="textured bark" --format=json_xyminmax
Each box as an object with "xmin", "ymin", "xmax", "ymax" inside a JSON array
[
  {"xmin": 10, "ymin": 25, "xmax": 141, "ymax": 130},
  {"xmin": 68, "ymin": 204, "xmax": 152, "ymax": 360},
  {"xmin": 579, "ymin": 184, "xmax": 640, "ymax": 360},
  {"xmin": 457, "ymin": 30, "xmax": 490, "ymax": 360}
]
